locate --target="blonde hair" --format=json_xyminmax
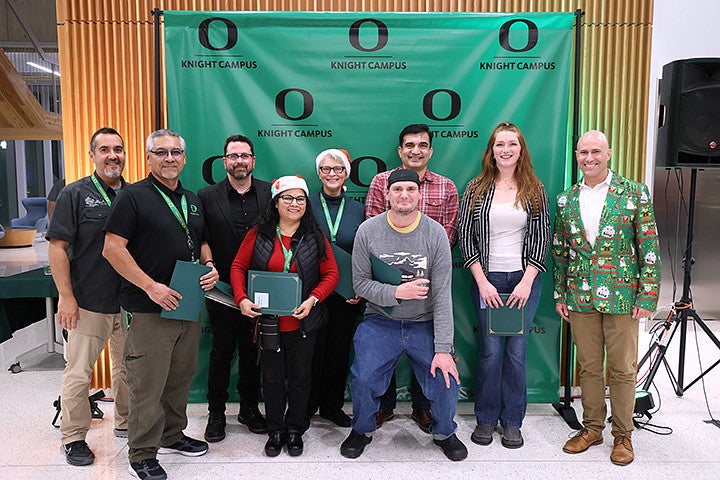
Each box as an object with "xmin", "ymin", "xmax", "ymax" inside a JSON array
[{"xmin": 464, "ymin": 122, "xmax": 544, "ymax": 214}]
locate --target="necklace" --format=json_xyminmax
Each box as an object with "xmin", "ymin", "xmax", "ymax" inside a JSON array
[{"xmin": 496, "ymin": 178, "xmax": 517, "ymax": 190}]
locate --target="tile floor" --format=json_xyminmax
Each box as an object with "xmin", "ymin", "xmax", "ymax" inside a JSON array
[{"xmin": 1, "ymin": 317, "xmax": 719, "ymax": 480}]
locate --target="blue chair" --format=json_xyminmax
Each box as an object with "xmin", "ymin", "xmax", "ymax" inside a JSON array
[{"xmin": 11, "ymin": 197, "xmax": 49, "ymax": 232}]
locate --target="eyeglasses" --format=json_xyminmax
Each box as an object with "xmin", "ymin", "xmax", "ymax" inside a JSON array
[
  {"xmin": 224, "ymin": 153, "xmax": 254, "ymax": 161},
  {"xmin": 149, "ymin": 149, "xmax": 184, "ymax": 158},
  {"xmin": 278, "ymin": 194, "xmax": 307, "ymax": 205},
  {"xmin": 318, "ymin": 165, "xmax": 346, "ymax": 174}
]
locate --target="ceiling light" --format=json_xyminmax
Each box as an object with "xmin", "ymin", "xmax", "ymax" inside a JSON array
[{"xmin": 26, "ymin": 62, "xmax": 60, "ymax": 77}]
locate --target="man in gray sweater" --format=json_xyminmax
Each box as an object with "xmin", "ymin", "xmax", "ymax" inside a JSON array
[{"xmin": 340, "ymin": 169, "xmax": 467, "ymax": 461}]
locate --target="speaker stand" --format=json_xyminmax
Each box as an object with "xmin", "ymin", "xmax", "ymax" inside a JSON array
[{"xmin": 648, "ymin": 168, "xmax": 720, "ymax": 395}]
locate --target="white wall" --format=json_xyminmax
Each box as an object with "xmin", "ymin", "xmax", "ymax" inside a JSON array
[{"xmin": 646, "ymin": 0, "xmax": 720, "ymax": 185}]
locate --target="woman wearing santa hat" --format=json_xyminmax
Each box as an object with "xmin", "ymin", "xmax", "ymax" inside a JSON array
[{"xmin": 230, "ymin": 174, "xmax": 338, "ymax": 458}]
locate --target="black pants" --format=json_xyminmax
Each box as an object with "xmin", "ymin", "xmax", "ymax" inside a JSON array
[
  {"xmin": 379, "ymin": 371, "xmax": 432, "ymax": 411},
  {"xmin": 206, "ymin": 300, "xmax": 261, "ymax": 412},
  {"xmin": 307, "ymin": 293, "xmax": 360, "ymax": 416},
  {"xmin": 261, "ymin": 328, "xmax": 317, "ymax": 433}
]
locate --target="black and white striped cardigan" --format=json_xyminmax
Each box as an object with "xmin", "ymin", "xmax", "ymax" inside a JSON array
[{"xmin": 458, "ymin": 182, "xmax": 551, "ymax": 275}]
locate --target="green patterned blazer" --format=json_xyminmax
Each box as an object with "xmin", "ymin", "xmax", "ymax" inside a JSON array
[{"xmin": 552, "ymin": 171, "xmax": 661, "ymax": 314}]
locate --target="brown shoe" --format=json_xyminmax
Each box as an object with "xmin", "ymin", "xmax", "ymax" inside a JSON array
[
  {"xmin": 610, "ymin": 435, "xmax": 634, "ymax": 466},
  {"xmin": 375, "ymin": 409, "xmax": 395, "ymax": 428},
  {"xmin": 562, "ymin": 428, "xmax": 603, "ymax": 454},
  {"xmin": 411, "ymin": 408, "xmax": 433, "ymax": 433}
]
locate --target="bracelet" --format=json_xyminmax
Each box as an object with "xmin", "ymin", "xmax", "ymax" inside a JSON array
[{"xmin": 204, "ymin": 259, "xmax": 215, "ymax": 266}]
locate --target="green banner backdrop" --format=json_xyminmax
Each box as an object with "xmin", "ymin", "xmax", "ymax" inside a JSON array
[{"xmin": 163, "ymin": 11, "xmax": 574, "ymax": 403}]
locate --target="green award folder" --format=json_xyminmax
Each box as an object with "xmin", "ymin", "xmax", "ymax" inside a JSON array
[
  {"xmin": 331, "ymin": 244, "xmax": 355, "ymax": 299},
  {"xmin": 247, "ymin": 270, "xmax": 302, "ymax": 315},
  {"xmin": 370, "ymin": 254, "xmax": 402, "ymax": 285},
  {"xmin": 205, "ymin": 280, "xmax": 241, "ymax": 311},
  {"xmin": 161, "ymin": 260, "xmax": 212, "ymax": 322},
  {"xmin": 370, "ymin": 254, "xmax": 402, "ymax": 315},
  {"xmin": 487, "ymin": 293, "xmax": 527, "ymax": 336}
]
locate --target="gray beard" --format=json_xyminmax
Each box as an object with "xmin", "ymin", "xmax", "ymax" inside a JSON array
[
  {"xmin": 228, "ymin": 167, "xmax": 253, "ymax": 180},
  {"xmin": 104, "ymin": 167, "xmax": 122, "ymax": 179}
]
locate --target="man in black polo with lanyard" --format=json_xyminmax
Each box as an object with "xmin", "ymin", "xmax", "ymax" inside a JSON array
[
  {"xmin": 47, "ymin": 127, "xmax": 129, "ymax": 466},
  {"xmin": 103, "ymin": 129, "xmax": 219, "ymax": 480},
  {"xmin": 198, "ymin": 134, "xmax": 271, "ymax": 442}
]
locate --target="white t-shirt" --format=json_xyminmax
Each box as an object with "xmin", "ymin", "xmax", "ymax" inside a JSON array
[{"xmin": 488, "ymin": 200, "xmax": 526, "ymax": 272}]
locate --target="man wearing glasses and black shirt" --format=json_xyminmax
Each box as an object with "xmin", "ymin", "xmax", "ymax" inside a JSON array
[
  {"xmin": 198, "ymin": 134, "xmax": 272, "ymax": 442},
  {"xmin": 103, "ymin": 129, "xmax": 219, "ymax": 480}
]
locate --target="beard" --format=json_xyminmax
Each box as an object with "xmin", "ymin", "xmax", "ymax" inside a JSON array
[
  {"xmin": 394, "ymin": 206, "xmax": 416, "ymax": 215},
  {"xmin": 104, "ymin": 166, "xmax": 122, "ymax": 179},
  {"xmin": 160, "ymin": 170, "xmax": 179, "ymax": 180},
  {"xmin": 227, "ymin": 165, "xmax": 253, "ymax": 180}
]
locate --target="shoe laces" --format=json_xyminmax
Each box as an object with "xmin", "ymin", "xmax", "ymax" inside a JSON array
[
  {"xmin": 67, "ymin": 440, "xmax": 91, "ymax": 454},
  {"xmin": 241, "ymin": 406, "xmax": 261, "ymax": 419},
  {"xmin": 135, "ymin": 458, "xmax": 162, "ymax": 473},
  {"xmin": 208, "ymin": 411, "xmax": 225, "ymax": 424},
  {"xmin": 614, "ymin": 435, "xmax": 631, "ymax": 447},
  {"xmin": 572, "ymin": 428, "xmax": 592, "ymax": 439}
]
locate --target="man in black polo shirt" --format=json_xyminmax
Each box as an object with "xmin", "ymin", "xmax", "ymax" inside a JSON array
[
  {"xmin": 198, "ymin": 134, "xmax": 271, "ymax": 442},
  {"xmin": 103, "ymin": 129, "xmax": 219, "ymax": 480},
  {"xmin": 47, "ymin": 127, "xmax": 130, "ymax": 466}
]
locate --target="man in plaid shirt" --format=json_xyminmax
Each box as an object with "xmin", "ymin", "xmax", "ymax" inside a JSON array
[{"xmin": 364, "ymin": 123, "xmax": 459, "ymax": 432}]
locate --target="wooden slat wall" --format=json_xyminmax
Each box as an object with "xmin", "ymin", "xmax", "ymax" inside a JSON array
[{"xmin": 57, "ymin": 1, "xmax": 653, "ymax": 391}]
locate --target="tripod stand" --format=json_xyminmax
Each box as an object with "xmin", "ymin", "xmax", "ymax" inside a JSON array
[{"xmin": 637, "ymin": 168, "xmax": 720, "ymax": 398}]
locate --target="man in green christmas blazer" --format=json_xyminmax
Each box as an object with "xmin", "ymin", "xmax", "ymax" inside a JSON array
[{"xmin": 552, "ymin": 130, "xmax": 660, "ymax": 467}]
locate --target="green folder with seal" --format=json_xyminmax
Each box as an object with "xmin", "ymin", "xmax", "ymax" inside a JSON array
[
  {"xmin": 487, "ymin": 293, "xmax": 526, "ymax": 336},
  {"xmin": 331, "ymin": 244, "xmax": 355, "ymax": 299},
  {"xmin": 161, "ymin": 260, "xmax": 212, "ymax": 321},
  {"xmin": 247, "ymin": 270, "xmax": 302, "ymax": 315}
]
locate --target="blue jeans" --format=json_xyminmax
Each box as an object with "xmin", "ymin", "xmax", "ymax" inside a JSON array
[
  {"xmin": 470, "ymin": 271, "xmax": 541, "ymax": 428},
  {"xmin": 350, "ymin": 314, "xmax": 459, "ymax": 438}
]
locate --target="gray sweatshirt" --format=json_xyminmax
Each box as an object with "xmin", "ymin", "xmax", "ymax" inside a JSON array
[{"xmin": 352, "ymin": 212, "xmax": 454, "ymax": 353}]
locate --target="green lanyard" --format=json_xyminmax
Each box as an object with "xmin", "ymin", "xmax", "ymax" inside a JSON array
[
  {"xmin": 152, "ymin": 183, "xmax": 195, "ymax": 261},
  {"xmin": 275, "ymin": 224, "xmax": 293, "ymax": 273},
  {"xmin": 91, "ymin": 173, "xmax": 113, "ymax": 206},
  {"xmin": 320, "ymin": 195, "xmax": 345, "ymax": 243}
]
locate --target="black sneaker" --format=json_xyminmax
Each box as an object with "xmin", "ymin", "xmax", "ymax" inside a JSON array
[
  {"xmin": 340, "ymin": 429, "xmax": 372, "ymax": 459},
  {"xmin": 158, "ymin": 435, "xmax": 208, "ymax": 457},
  {"xmin": 62, "ymin": 440, "xmax": 95, "ymax": 466},
  {"xmin": 433, "ymin": 433, "xmax": 468, "ymax": 461},
  {"xmin": 204, "ymin": 411, "xmax": 226, "ymax": 443},
  {"xmin": 128, "ymin": 458, "xmax": 167, "ymax": 480},
  {"xmin": 238, "ymin": 404, "xmax": 268, "ymax": 434}
]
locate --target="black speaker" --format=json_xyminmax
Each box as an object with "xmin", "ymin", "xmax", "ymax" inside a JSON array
[{"xmin": 656, "ymin": 58, "xmax": 720, "ymax": 167}]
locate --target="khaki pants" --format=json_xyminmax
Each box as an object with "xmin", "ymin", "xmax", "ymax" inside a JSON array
[
  {"xmin": 122, "ymin": 310, "xmax": 200, "ymax": 462},
  {"xmin": 60, "ymin": 308, "xmax": 128, "ymax": 444},
  {"xmin": 568, "ymin": 310, "xmax": 639, "ymax": 437}
]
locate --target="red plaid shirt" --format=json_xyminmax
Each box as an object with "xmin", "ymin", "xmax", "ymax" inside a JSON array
[{"xmin": 364, "ymin": 167, "xmax": 459, "ymax": 246}]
